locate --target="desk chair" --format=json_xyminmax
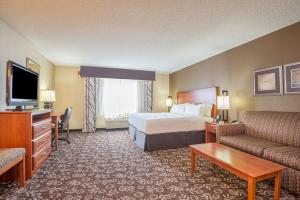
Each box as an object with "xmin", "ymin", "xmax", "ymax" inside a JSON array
[{"xmin": 52, "ymin": 107, "xmax": 72, "ymax": 144}]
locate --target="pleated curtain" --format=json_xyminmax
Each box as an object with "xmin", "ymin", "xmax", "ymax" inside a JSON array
[
  {"xmin": 137, "ymin": 80, "xmax": 153, "ymax": 113},
  {"xmin": 83, "ymin": 77, "xmax": 97, "ymax": 133}
]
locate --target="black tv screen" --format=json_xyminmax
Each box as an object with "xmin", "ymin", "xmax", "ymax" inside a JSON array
[
  {"xmin": 12, "ymin": 65, "xmax": 38, "ymax": 99},
  {"xmin": 7, "ymin": 61, "xmax": 39, "ymax": 106}
]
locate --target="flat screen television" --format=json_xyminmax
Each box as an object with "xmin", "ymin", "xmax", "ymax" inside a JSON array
[{"xmin": 6, "ymin": 61, "xmax": 39, "ymax": 109}]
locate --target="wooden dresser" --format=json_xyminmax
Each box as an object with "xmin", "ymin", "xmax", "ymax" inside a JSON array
[{"xmin": 0, "ymin": 109, "xmax": 52, "ymax": 180}]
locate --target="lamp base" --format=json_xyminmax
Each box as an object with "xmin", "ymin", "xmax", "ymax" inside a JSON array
[
  {"xmin": 44, "ymin": 102, "xmax": 53, "ymax": 110},
  {"xmin": 222, "ymin": 110, "xmax": 229, "ymax": 121}
]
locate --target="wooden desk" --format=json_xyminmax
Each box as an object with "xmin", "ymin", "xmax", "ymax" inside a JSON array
[
  {"xmin": 51, "ymin": 113, "xmax": 70, "ymax": 150},
  {"xmin": 190, "ymin": 143, "xmax": 285, "ymax": 200},
  {"xmin": 51, "ymin": 113, "xmax": 62, "ymax": 150}
]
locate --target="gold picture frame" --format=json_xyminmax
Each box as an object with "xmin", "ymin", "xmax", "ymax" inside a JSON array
[{"xmin": 26, "ymin": 57, "xmax": 40, "ymax": 74}]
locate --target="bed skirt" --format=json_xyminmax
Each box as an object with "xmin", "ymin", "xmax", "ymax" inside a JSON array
[{"xmin": 128, "ymin": 124, "xmax": 205, "ymax": 151}]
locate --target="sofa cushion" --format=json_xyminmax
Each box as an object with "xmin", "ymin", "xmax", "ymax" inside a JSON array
[
  {"xmin": 0, "ymin": 148, "xmax": 25, "ymax": 169},
  {"xmin": 241, "ymin": 111, "xmax": 300, "ymax": 147},
  {"xmin": 263, "ymin": 146, "xmax": 300, "ymax": 170},
  {"xmin": 219, "ymin": 135, "xmax": 285, "ymax": 156}
]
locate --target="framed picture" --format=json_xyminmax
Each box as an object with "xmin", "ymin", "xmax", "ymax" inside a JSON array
[
  {"xmin": 254, "ymin": 66, "xmax": 282, "ymax": 96},
  {"xmin": 284, "ymin": 62, "xmax": 300, "ymax": 94},
  {"xmin": 26, "ymin": 57, "xmax": 40, "ymax": 74}
]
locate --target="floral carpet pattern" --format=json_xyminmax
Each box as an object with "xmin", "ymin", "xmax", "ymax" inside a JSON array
[{"xmin": 0, "ymin": 130, "xmax": 298, "ymax": 200}]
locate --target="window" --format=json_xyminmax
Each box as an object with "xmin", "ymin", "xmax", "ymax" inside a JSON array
[{"xmin": 97, "ymin": 78, "xmax": 138, "ymax": 119}]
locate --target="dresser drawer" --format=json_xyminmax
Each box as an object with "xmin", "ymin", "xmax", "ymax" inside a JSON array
[
  {"xmin": 32, "ymin": 119, "xmax": 51, "ymax": 139},
  {"xmin": 32, "ymin": 144, "xmax": 51, "ymax": 173},
  {"xmin": 32, "ymin": 131, "xmax": 52, "ymax": 153}
]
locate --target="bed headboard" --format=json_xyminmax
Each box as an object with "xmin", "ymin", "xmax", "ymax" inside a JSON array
[{"xmin": 177, "ymin": 87, "xmax": 220, "ymax": 118}]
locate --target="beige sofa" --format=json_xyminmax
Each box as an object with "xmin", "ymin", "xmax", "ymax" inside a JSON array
[{"xmin": 216, "ymin": 111, "xmax": 300, "ymax": 195}]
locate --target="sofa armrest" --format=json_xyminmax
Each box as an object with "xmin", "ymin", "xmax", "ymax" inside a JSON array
[{"xmin": 216, "ymin": 123, "xmax": 245, "ymax": 143}]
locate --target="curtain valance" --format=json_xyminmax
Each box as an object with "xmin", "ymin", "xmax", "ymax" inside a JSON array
[{"xmin": 80, "ymin": 66, "xmax": 155, "ymax": 81}]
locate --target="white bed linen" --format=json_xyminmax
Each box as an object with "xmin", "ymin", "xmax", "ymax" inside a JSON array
[{"xmin": 128, "ymin": 112, "xmax": 213, "ymax": 134}]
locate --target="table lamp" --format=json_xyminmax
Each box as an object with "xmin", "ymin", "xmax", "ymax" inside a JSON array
[
  {"xmin": 217, "ymin": 93, "xmax": 230, "ymax": 121},
  {"xmin": 40, "ymin": 90, "xmax": 56, "ymax": 110}
]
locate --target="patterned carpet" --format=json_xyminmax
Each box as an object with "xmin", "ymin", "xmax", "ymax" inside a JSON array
[{"xmin": 0, "ymin": 130, "xmax": 298, "ymax": 200}]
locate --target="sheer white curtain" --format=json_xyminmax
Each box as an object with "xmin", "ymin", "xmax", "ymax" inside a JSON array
[
  {"xmin": 96, "ymin": 78, "xmax": 138, "ymax": 119},
  {"xmin": 96, "ymin": 78, "xmax": 104, "ymax": 116}
]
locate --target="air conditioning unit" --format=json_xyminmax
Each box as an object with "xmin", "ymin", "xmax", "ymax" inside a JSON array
[{"xmin": 105, "ymin": 118, "xmax": 129, "ymax": 129}]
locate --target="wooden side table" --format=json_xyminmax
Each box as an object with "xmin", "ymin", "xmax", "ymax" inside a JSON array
[{"xmin": 205, "ymin": 122, "xmax": 217, "ymax": 143}]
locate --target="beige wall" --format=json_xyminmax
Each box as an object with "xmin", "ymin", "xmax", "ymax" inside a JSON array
[
  {"xmin": 54, "ymin": 67, "xmax": 169, "ymax": 129},
  {"xmin": 153, "ymin": 73, "xmax": 169, "ymax": 112},
  {"xmin": 0, "ymin": 20, "xmax": 55, "ymax": 110},
  {"xmin": 170, "ymin": 22, "xmax": 300, "ymax": 120},
  {"xmin": 54, "ymin": 67, "xmax": 84, "ymax": 129}
]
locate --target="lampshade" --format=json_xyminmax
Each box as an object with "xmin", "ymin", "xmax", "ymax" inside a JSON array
[
  {"xmin": 40, "ymin": 90, "xmax": 56, "ymax": 102},
  {"xmin": 217, "ymin": 96, "xmax": 230, "ymax": 110},
  {"xmin": 166, "ymin": 96, "xmax": 173, "ymax": 107}
]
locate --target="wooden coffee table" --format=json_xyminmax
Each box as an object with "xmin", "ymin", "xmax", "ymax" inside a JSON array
[{"xmin": 190, "ymin": 143, "xmax": 285, "ymax": 200}]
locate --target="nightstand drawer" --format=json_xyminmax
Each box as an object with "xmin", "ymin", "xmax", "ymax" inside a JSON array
[
  {"xmin": 206, "ymin": 124, "xmax": 216, "ymax": 133},
  {"xmin": 205, "ymin": 123, "xmax": 217, "ymax": 143}
]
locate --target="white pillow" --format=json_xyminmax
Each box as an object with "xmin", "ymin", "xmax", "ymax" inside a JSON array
[
  {"xmin": 184, "ymin": 103, "xmax": 201, "ymax": 116},
  {"xmin": 199, "ymin": 104, "xmax": 213, "ymax": 117},
  {"xmin": 170, "ymin": 104, "xmax": 186, "ymax": 114}
]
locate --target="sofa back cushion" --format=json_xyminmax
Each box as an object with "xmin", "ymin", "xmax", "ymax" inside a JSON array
[{"xmin": 242, "ymin": 111, "xmax": 300, "ymax": 147}]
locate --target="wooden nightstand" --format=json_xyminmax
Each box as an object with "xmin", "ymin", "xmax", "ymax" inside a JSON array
[{"xmin": 205, "ymin": 122, "xmax": 217, "ymax": 143}]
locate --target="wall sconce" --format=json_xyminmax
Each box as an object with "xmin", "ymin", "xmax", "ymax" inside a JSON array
[{"xmin": 166, "ymin": 96, "xmax": 173, "ymax": 111}]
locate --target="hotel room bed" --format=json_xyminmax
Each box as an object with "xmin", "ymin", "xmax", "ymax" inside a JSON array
[
  {"xmin": 128, "ymin": 87, "xmax": 219, "ymax": 151},
  {"xmin": 128, "ymin": 112, "xmax": 211, "ymax": 151}
]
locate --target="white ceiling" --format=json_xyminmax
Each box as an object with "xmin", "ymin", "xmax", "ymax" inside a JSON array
[{"xmin": 0, "ymin": 0, "xmax": 300, "ymax": 73}]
